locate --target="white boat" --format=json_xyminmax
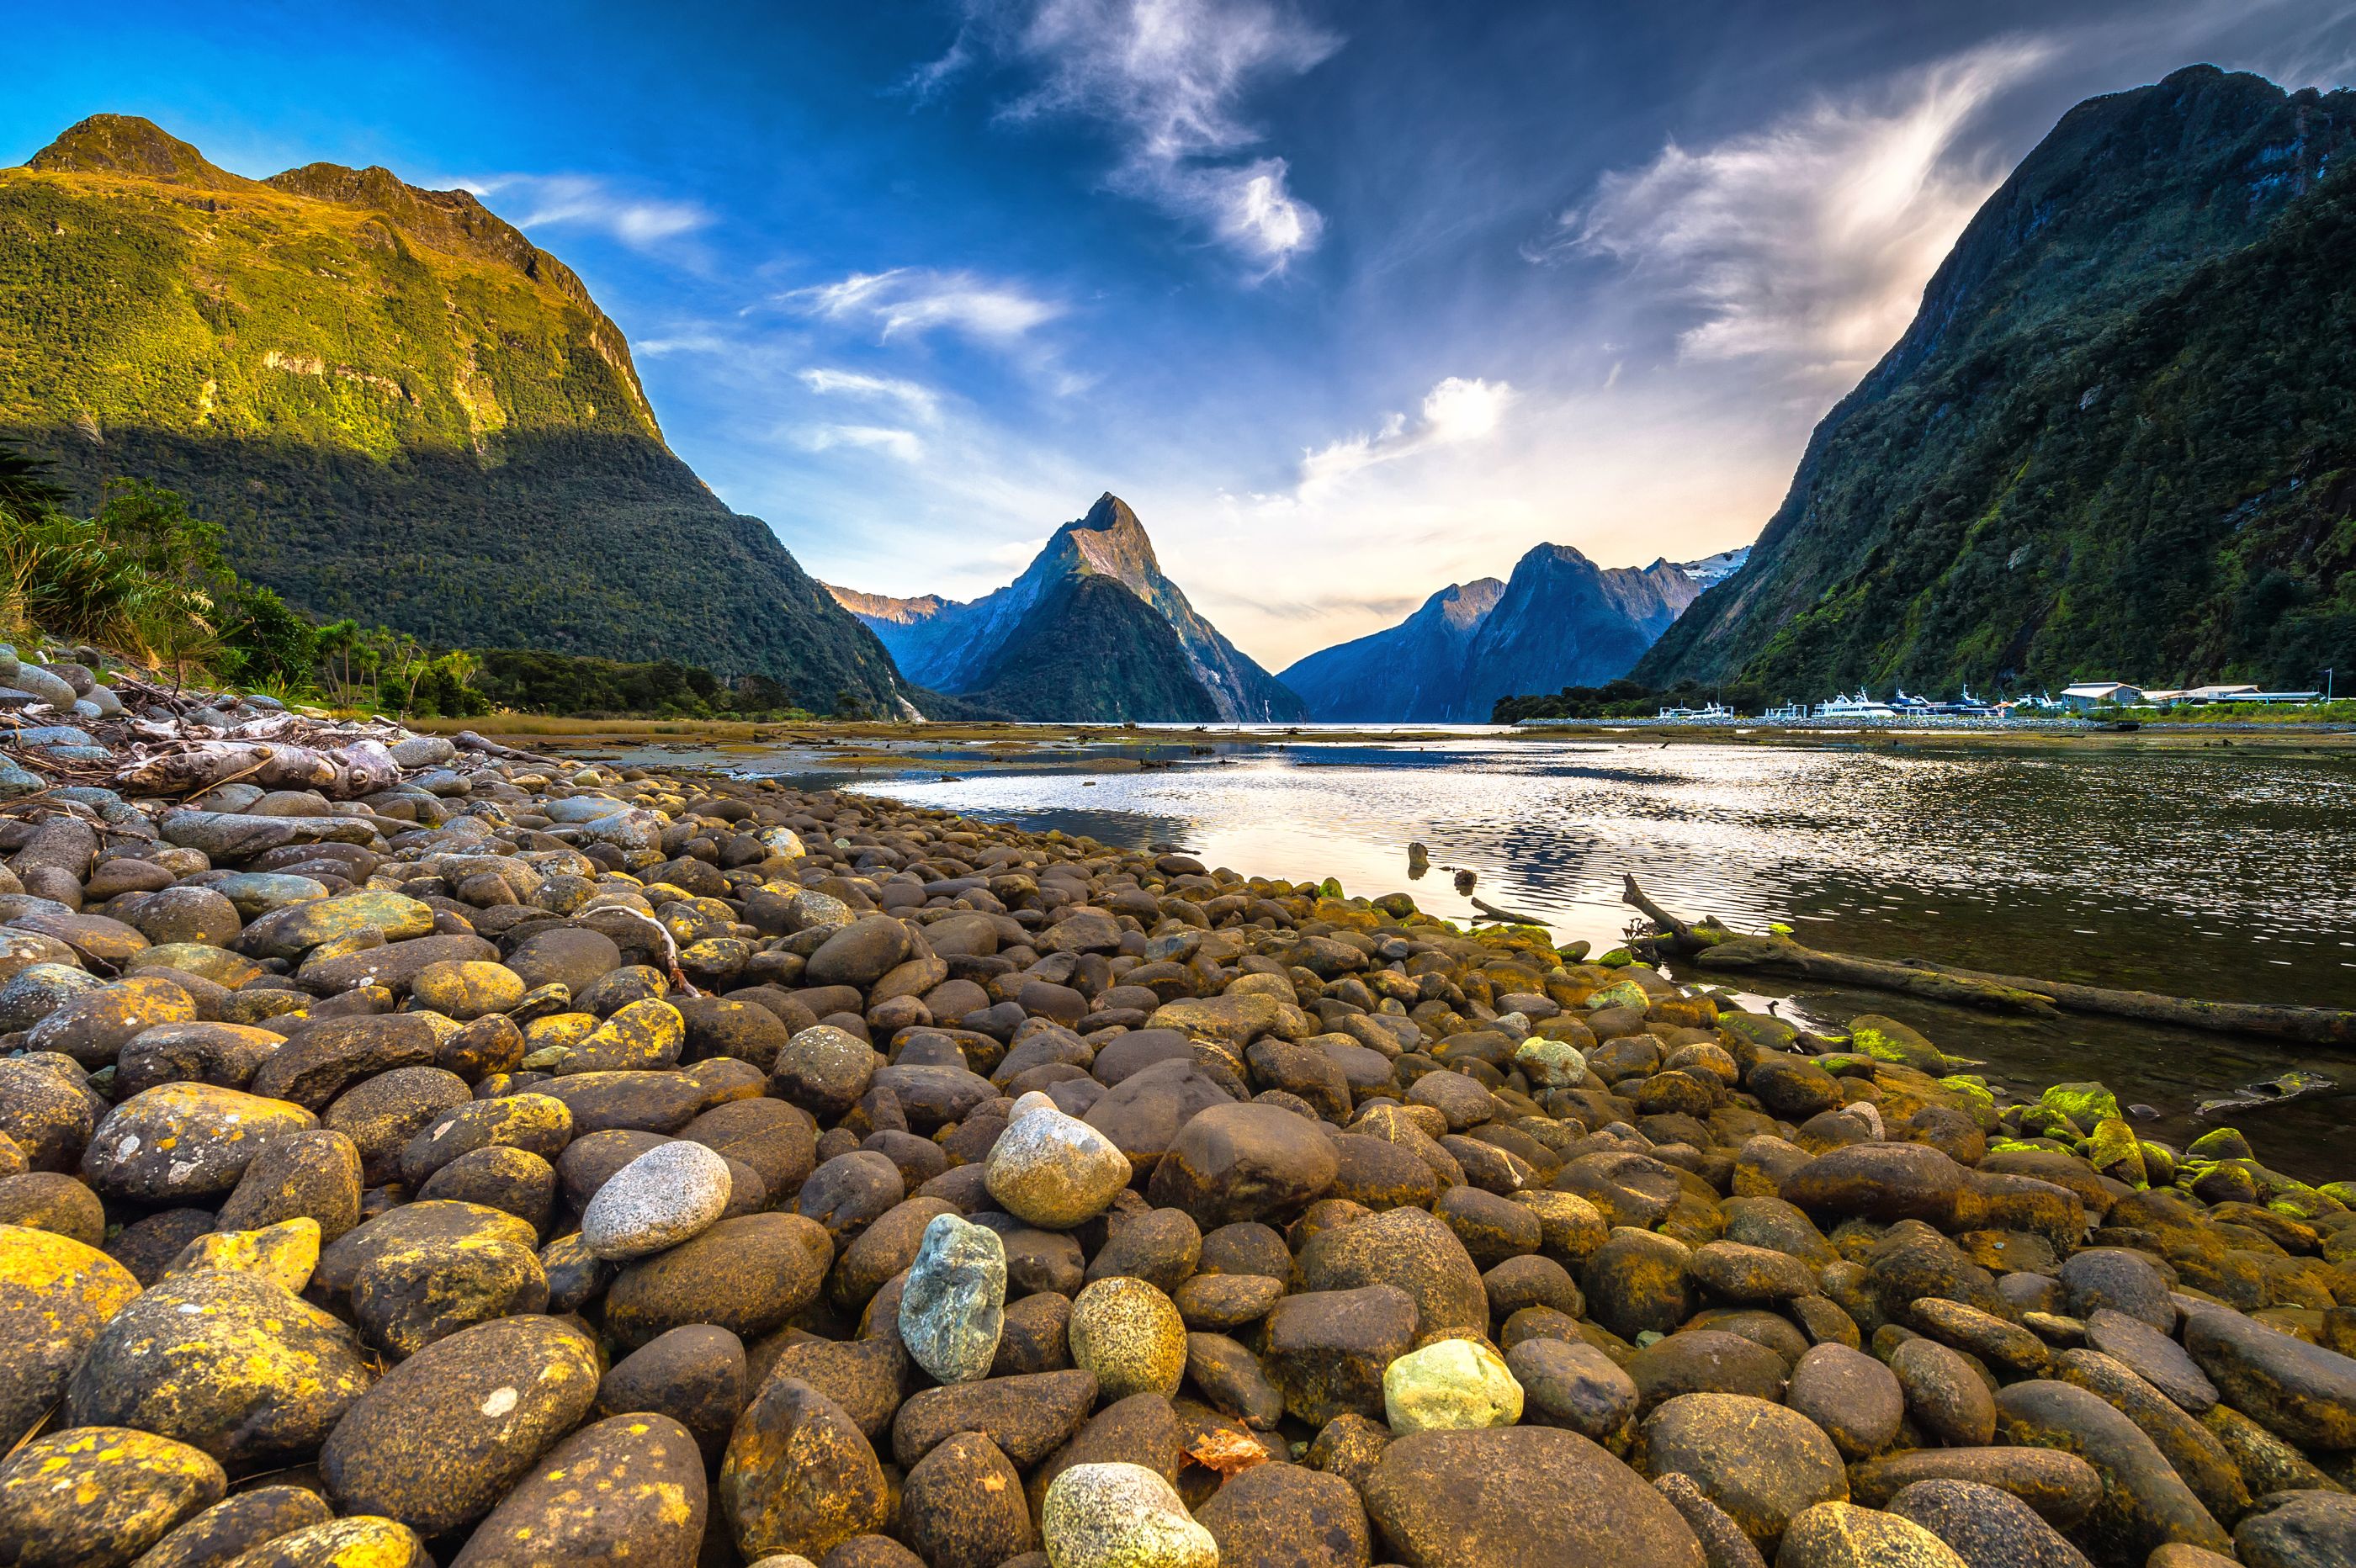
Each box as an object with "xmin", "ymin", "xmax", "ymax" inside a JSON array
[
  {"xmin": 1813, "ymin": 690, "xmax": 1898, "ymax": 719},
  {"xmin": 1763, "ymin": 702, "xmax": 1808, "ymax": 721},
  {"xmin": 1656, "ymin": 702, "xmax": 1735, "ymax": 721}
]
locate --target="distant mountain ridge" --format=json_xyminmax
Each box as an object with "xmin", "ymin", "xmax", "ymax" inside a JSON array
[
  {"xmin": 1637, "ymin": 66, "xmax": 2356, "ymax": 694},
  {"xmin": 1279, "ymin": 543, "xmax": 1714, "ymax": 721},
  {"xmin": 829, "ymin": 494, "xmax": 1306, "ymax": 722},
  {"xmin": 0, "ymin": 114, "xmax": 911, "ymax": 712}
]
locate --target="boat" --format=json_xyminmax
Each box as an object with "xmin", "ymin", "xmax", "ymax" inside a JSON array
[
  {"xmin": 1655, "ymin": 702, "xmax": 1735, "ymax": 721},
  {"xmin": 1812, "ymin": 691, "xmax": 1898, "ymax": 719},
  {"xmin": 1762, "ymin": 702, "xmax": 1809, "ymax": 722}
]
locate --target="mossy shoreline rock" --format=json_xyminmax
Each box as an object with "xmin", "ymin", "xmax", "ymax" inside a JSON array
[{"xmin": 0, "ymin": 750, "xmax": 2352, "ymax": 1568}]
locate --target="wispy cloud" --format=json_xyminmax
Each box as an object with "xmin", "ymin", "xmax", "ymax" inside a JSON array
[
  {"xmin": 465, "ymin": 173, "xmax": 710, "ymax": 250},
  {"xmin": 798, "ymin": 423, "xmax": 926, "ymax": 464},
  {"xmin": 1530, "ymin": 40, "xmax": 2052, "ymax": 386},
  {"xmin": 783, "ymin": 268, "xmax": 1065, "ymax": 344},
  {"xmin": 1299, "ymin": 376, "xmax": 1515, "ymax": 496},
  {"xmin": 914, "ymin": 0, "xmax": 1341, "ymax": 269},
  {"xmin": 799, "ymin": 367, "xmax": 942, "ymax": 421}
]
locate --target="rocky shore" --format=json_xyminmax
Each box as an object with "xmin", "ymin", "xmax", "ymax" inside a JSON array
[{"xmin": 3, "ymin": 682, "xmax": 2355, "ymax": 1568}]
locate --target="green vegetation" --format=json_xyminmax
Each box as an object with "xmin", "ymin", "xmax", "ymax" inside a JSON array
[
  {"xmin": 0, "ymin": 440, "xmax": 836, "ymax": 719},
  {"xmin": 1639, "ymin": 68, "xmax": 2356, "ymax": 697},
  {"xmin": 0, "ymin": 115, "xmax": 909, "ymax": 712},
  {"xmin": 965, "ymin": 573, "xmax": 1223, "ymax": 723},
  {"xmin": 1490, "ymin": 680, "xmax": 1765, "ymax": 723},
  {"xmin": 470, "ymin": 648, "xmax": 812, "ymax": 721}
]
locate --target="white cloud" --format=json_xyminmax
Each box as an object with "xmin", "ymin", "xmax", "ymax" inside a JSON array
[
  {"xmin": 923, "ymin": 0, "xmax": 1340, "ymax": 268},
  {"xmin": 1531, "ymin": 40, "xmax": 2052, "ymax": 386},
  {"xmin": 799, "ymin": 424, "xmax": 926, "ymax": 464},
  {"xmin": 783, "ymin": 268, "xmax": 1065, "ymax": 344},
  {"xmin": 1298, "ymin": 376, "xmax": 1515, "ymax": 496},
  {"xmin": 465, "ymin": 173, "xmax": 710, "ymax": 250},
  {"xmin": 799, "ymin": 368, "xmax": 942, "ymax": 421}
]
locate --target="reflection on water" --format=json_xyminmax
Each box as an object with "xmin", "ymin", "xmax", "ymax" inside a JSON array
[{"xmin": 692, "ymin": 735, "xmax": 2356, "ymax": 1178}]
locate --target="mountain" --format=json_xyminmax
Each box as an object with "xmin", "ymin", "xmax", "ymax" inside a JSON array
[
  {"xmin": 0, "ymin": 114, "xmax": 911, "ymax": 712},
  {"xmin": 1673, "ymin": 547, "xmax": 1750, "ymax": 589},
  {"xmin": 1637, "ymin": 66, "xmax": 2356, "ymax": 697},
  {"xmin": 1279, "ymin": 544, "xmax": 1700, "ymax": 721},
  {"xmin": 829, "ymin": 493, "xmax": 1307, "ymax": 722}
]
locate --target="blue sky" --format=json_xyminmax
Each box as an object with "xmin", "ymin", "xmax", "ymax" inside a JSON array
[{"xmin": 8, "ymin": 0, "xmax": 2356, "ymax": 667}]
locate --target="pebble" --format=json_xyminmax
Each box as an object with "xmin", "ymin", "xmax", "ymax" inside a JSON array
[
  {"xmin": 1383, "ymin": 1337, "xmax": 1525, "ymax": 1432},
  {"xmin": 579, "ymin": 1139, "xmax": 733, "ymax": 1260},
  {"xmin": 898, "ymin": 1213, "xmax": 1007, "ymax": 1385},
  {"xmin": 0, "ymin": 736, "xmax": 2348, "ymax": 1568},
  {"xmin": 1040, "ymin": 1463, "xmax": 1217, "ymax": 1568}
]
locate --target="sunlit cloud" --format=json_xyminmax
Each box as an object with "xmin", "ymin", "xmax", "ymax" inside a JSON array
[
  {"xmin": 1530, "ymin": 40, "xmax": 2053, "ymax": 387},
  {"xmin": 798, "ymin": 423, "xmax": 926, "ymax": 464},
  {"xmin": 799, "ymin": 367, "xmax": 942, "ymax": 421},
  {"xmin": 464, "ymin": 173, "xmax": 710, "ymax": 250},
  {"xmin": 915, "ymin": 0, "xmax": 1341, "ymax": 269},
  {"xmin": 783, "ymin": 267, "xmax": 1065, "ymax": 344},
  {"xmin": 1298, "ymin": 376, "xmax": 1515, "ymax": 496}
]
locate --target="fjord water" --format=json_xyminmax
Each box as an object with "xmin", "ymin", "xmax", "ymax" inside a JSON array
[{"xmin": 750, "ymin": 734, "xmax": 2356, "ymax": 1175}]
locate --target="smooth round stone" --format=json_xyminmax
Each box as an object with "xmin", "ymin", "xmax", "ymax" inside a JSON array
[
  {"xmin": 410, "ymin": 960, "xmax": 527, "ymax": 1021},
  {"xmin": 770, "ymin": 1025, "xmax": 878, "ymax": 1117},
  {"xmin": 65, "ymin": 1269, "xmax": 374, "ymax": 1469},
  {"xmin": 719, "ymin": 1377, "xmax": 889, "ymax": 1562},
  {"xmin": 80, "ymin": 1083, "xmax": 316, "ymax": 1201},
  {"xmin": 1775, "ymin": 1502, "xmax": 1968, "ymax": 1568},
  {"xmin": 2083, "ymin": 1309, "xmax": 2216, "ymax": 1412},
  {"xmin": 1891, "ymin": 1337, "xmax": 1996, "ymax": 1448},
  {"xmin": 1505, "ymin": 1335, "xmax": 1638, "ymax": 1440},
  {"xmin": 2234, "ymin": 1491, "xmax": 2356, "ymax": 1568},
  {"xmin": 2184, "ymin": 1303, "xmax": 2356, "ymax": 1450},
  {"xmin": 449, "ymin": 1412, "xmax": 708, "ymax": 1568},
  {"xmin": 215, "ymin": 1517, "xmax": 429, "ymax": 1568},
  {"xmin": 1384, "ymin": 1337, "xmax": 1525, "ymax": 1433},
  {"xmin": 1786, "ymin": 1343, "xmax": 1905, "ymax": 1459},
  {"xmin": 1886, "ymin": 1478, "xmax": 2094, "ymax": 1568},
  {"xmin": 580, "ymin": 1139, "xmax": 733, "ymax": 1261},
  {"xmin": 132, "ymin": 1486, "xmax": 335, "ymax": 1568},
  {"xmin": 320, "ymin": 1315, "xmax": 602, "ymax": 1534},
  {"xmin": 1194, "ymin": 1460, "xmax": 1373, "ymax": 1568},
  {"xmin": 899, "ymin": 1213, "xmax": 1007, "ymax": 1385},
  {"xmin": 984, "ymin": 1094, "xmax": 1131, "ymax": 1229},
  {"xmin": 0, "ymin": 1425, "xmax": 226, "ymax": 1568},
  {"xmin": 1068, "ymin": 1277, "xmax": 1186, "ymax": 1401},
  {"xmin": 896, "ymin": 1431, "xmax": 1034, "ymax": 1568},
  {"xmin": 1365, "ymin": 1427, "xmax": 1709, "ymax": 1568},
  {"xmin": 1040, "ymin": 1462, "xmax": 1217, "ymax": 1568},
  {"xmin": 1641, "ymin": 1393, "xmax": 1849, "ymax": 1547},
  {"xmin": 0, "ymin": 1226, "xmax": 141, "ymax": 1440}
]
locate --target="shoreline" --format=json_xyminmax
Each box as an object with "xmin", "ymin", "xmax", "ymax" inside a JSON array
[
  {"xmin": 413, "ymin": 712, "xmax": 2356, "ymax": 761},
  {"xmin": 8, "ymin": 719, "xmax": 2356, "ymax": 1567}
]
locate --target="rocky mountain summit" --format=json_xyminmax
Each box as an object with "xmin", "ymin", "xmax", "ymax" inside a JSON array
[
  {"xmin": 1281, "ymin": 543, "xmax": 1706, "ymax": 722},
  {"xmin": 1, "ymin": 697, "xmax": 2352, "ymax": 1568},
  {"xmin": 0, "ymin": 115, "xmax": 910, "ymax": 712},
  {"xmin": 831, "ymin": 495, "xmax": 1306, "ymax": 723}
]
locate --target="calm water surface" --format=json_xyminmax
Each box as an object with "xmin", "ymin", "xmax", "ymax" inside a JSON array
[{"xmin": 619, "ymin": 733, "xmax": 2356, "ymax": 1178}]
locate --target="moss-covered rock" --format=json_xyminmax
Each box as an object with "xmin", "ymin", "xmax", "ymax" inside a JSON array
[
  {"xmin": 65, "ymin": 1269, "xmax": 374, "ymax": 1468},
  {"xmin": 0, "ymin": 1425, "xmax": 226, "ymax": 1568}
]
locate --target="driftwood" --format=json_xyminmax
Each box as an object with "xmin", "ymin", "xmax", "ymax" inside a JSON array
[
  {"xmin": 1621, "ymin": 874, "xmax": 2356, "ymax": 1046},
  {"xmin": 1471, "ymin": 896, "xmax": 1552, "ymax": 927}
]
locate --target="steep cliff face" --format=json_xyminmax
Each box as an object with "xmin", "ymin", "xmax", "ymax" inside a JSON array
[
  {"xmin": 1280, "ymin": 544, "xmax": 1704, "ymax": 722},
  {"xmin": 830, "ymin": 493, "xmax": 1307, "ymax": 722},
  {"xmin": 1637, "ymin": 66, "xmax": 2356, "ymax": 693},
  {"xmin": 0, "ymin": 114, "xmax": 910, "ymax": 710}
]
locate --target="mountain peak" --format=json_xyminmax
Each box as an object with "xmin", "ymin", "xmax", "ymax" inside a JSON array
[
  {"xmin": 264, "ymin": 162, "xmax": 541, "ymax": 272},
  {"xmin": 25, "ymin": 114, "xmax": 257, "ymax": 191},
  {"xmin": 1076, "ymin": 492, "xmax": 1144, "ymax": 533}
]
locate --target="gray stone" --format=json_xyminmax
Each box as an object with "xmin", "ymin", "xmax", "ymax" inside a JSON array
[
  {"xmin": 984, "ymin": 1093, "xmax": 1130, "ymax": 1229},
  {"xmin": 1039, "ymin": 1462, "xmax": 1216, "ymax": 1568},
  {"xmin": 1886, "ymin": 1478, "xmax": 2093, "ymax": 1568},
  {"xmin": 899, "ymin": 1213, "xmax": 1006, "ymax": 1385},
  {"xmin": 580, "ymin": 1139, "xmax": 733, "ymax": 1261}
]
